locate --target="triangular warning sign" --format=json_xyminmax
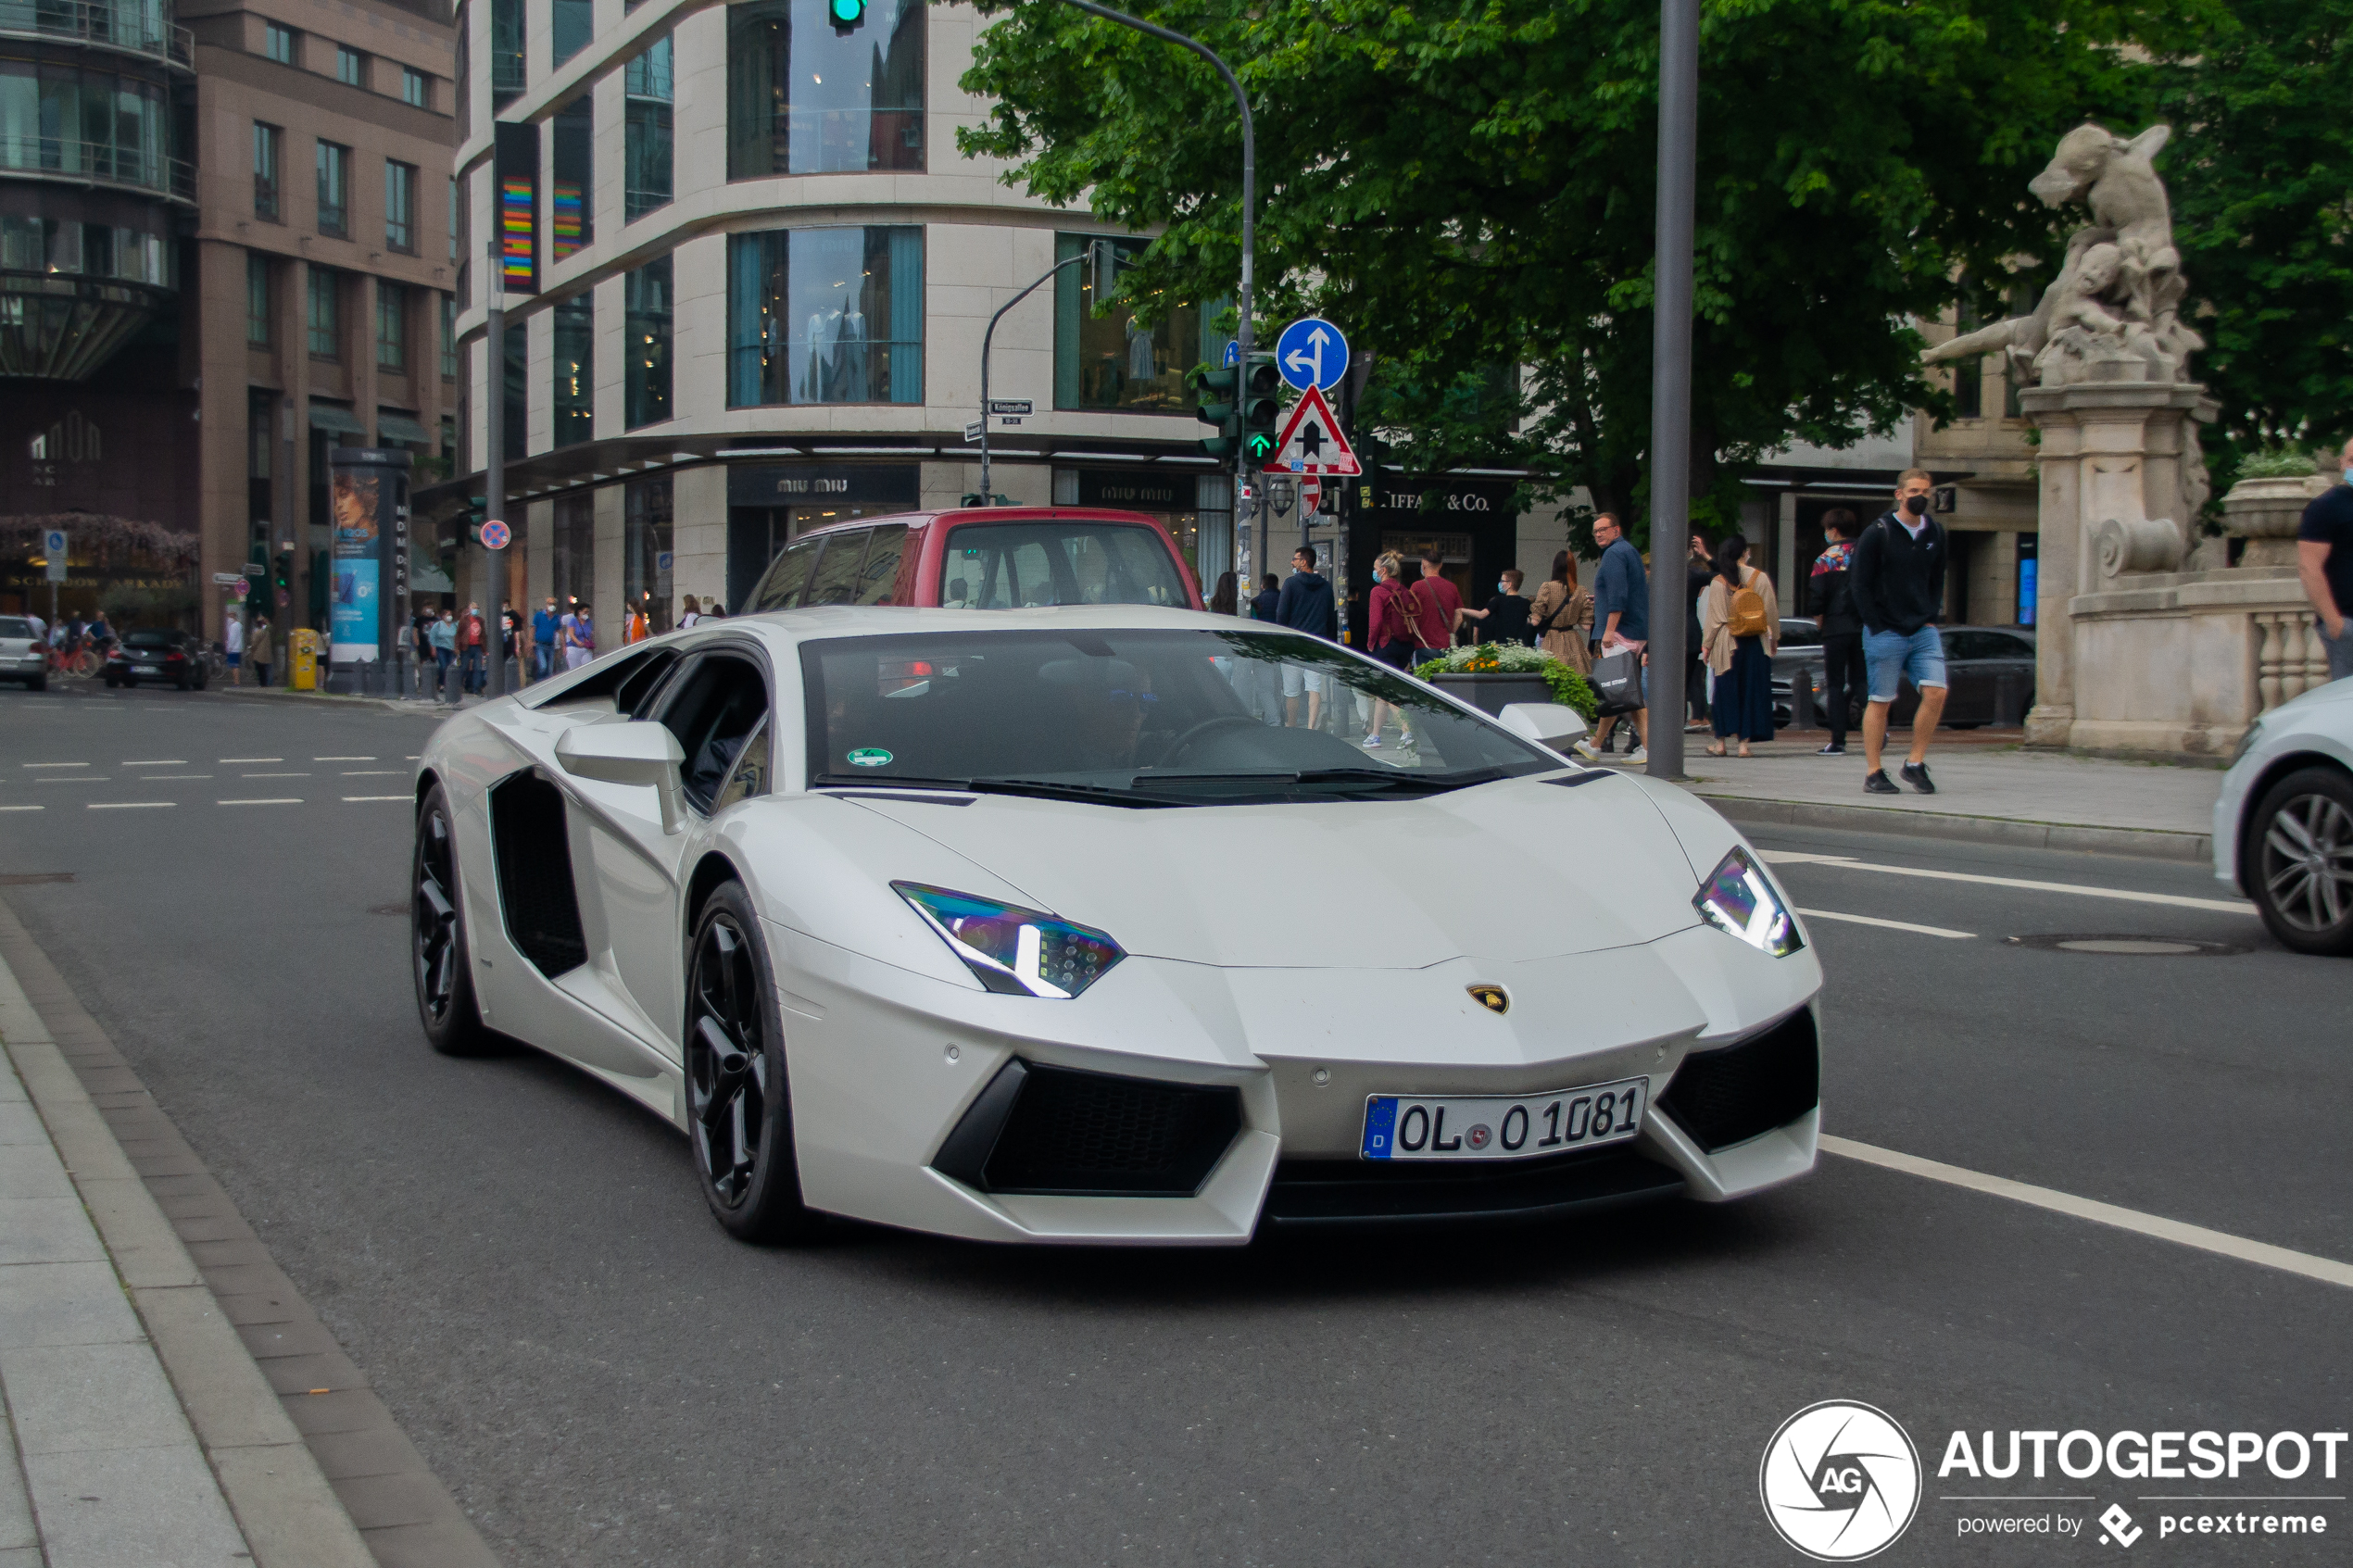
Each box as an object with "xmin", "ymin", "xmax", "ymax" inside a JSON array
[{"xmin": 1264, "ymin": 384, "xmax": 1361, "ymax": 476}]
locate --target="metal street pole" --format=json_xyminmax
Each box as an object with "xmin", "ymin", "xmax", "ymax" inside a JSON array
[
  {"xmin": 981, "ymin": 251, "xmax": 1087, "ymax": 505},
  {"xmin": 483, "ymin": 234, "xmax": 507, "ymax": 701},
  {"xmin": 1052, "ymin": 0, "xmax": 1253, "ymax": 570},
  {"xmin": 1646, "ymin": 0, "xmax": 1697, "ymax": 781}
]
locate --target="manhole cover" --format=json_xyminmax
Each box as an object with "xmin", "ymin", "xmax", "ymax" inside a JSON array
[
  {"xmin": 2005, "ymin": 934, "xmax": 2247, "ymax": 957},
  {"xmin": 0, "ymin": 872, "xmax": 73, "ymax": 886}
]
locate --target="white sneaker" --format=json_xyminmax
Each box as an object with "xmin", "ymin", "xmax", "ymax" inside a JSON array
[
  {"xmin": 1625, "ymin": 746, "xmax": 1647, "ymax": 763},
  {"xmin": 1572, "ymin": 740, "xmax": 1601, "ymax": 761},
  {"xmin": 1361, "ymin": 734, "xmax": 1381, "ymax": 748}
]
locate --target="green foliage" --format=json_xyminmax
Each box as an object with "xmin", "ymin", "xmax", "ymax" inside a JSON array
[
  {"xmin": 2236, "ymin": 445, "xmax": 2327, "ymax": 480},
  {"xmin": 959, "ymin": 0, "xmax": 2200, "ymax": 542},
  {"xmin": 99, "ymin": 583, "xmax": 197, "ymax": 630},
  {"xmin": 2157, "ymin": 0, "xmax": 2353, "ymax": 510},
  {"xmin": 1409, "ymin": 645, "xmax": 1600, "ymax": 721}
]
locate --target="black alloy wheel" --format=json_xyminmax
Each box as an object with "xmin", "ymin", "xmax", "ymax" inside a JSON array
[
  {"xmin": 2250, "ymin": 767, "xmax": 2353, "ymax": 957},
  {"xmin": 685, "ymin": 884, "xmax": 822, "ymax": 1243},
  {"xmin": 410, "ymin": 784, "xmax": 495, "ymax": 1054}
]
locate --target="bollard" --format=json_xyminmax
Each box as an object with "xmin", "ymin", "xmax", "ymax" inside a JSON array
[{"xmin": 1792, "ymin": 668, "xmax": 1816, "ymax": 732}]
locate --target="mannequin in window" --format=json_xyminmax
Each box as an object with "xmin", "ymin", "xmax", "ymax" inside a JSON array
[
  {"xmin": 1126, "ymin": 318, "xmax": 1153, "ymax": 384},
  {"xmin": 835, "ymin": 290, "xmax": 868, "ymax": 401}
]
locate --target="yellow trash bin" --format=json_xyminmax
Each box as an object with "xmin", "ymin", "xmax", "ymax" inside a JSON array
[{"xmin": 289, "ymin": 628, "xmax": 320, "ymax": 691}]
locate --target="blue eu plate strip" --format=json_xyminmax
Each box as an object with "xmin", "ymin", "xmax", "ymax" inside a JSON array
[{"xmin": 1361, "ymin": 1097, "xmax": 1398, "ymax": 1160}]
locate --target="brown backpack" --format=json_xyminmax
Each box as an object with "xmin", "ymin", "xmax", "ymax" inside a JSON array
[{"xmin": 1725, "ymin": 571, "xmax": 1769, "ymax": 639}]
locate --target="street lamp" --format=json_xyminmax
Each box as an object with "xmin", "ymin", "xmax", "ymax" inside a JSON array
[
  {"xmin": 482, "ymin": 232, "xmax": 507, "ymax": 700},
  {"xmin": 1646, "ymin": 0, "xmax": 1697, "ymax": 780}
]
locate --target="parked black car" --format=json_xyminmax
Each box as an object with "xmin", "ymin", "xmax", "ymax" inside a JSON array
[
  {"xmin": 1771, "ymin": 621, "xmax": 2034, "ymax": 730},
  {"xmin": 104, "ymin": 630, "xmax": 209, "ymax": 690}
]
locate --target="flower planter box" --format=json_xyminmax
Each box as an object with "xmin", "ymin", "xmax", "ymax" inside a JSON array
[{"xmin": 1428, "ymin": 671, "xmax": 1555, "ymax": 717}]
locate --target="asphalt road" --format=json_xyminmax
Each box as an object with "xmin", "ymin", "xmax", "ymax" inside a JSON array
[{"xmin": 0, "ymin": 684, "xmax": 2345, "ymax": 1566}]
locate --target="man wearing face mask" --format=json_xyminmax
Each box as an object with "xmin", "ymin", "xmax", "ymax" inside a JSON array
[
  {"xmin": 1849, "ymin": 469, "xmax": 1949, "ymax": 794},
  {"xmin": 2296, "ymin": 436, "xmax": 2353, "ymax": 682}
]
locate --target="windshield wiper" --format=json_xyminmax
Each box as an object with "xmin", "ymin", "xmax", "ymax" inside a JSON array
[{"xmin": 1292, "ymin": 765, "xmax": 1512, "ymax": 793}]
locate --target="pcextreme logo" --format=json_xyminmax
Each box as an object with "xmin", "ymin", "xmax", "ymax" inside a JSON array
[{"xmin": 1760, "ymin": 1400, "xmax": 1924, "ymax": 1562}]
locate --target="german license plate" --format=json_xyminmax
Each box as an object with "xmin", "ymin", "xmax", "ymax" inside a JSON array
[
  {"xmin": 135, "ymin": 665, "xmax": 159, "ymax": 673},
  {"xmin": 1361, "ymin": 1077, "xmax": 1648, "ymax": 1161}
]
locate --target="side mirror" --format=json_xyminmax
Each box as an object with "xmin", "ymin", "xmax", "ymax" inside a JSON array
[
  {"xmin": 557, "ymin": 721, "xmax": 686, "ymax": 834},
  {"xmin": 1499, "ymin": 701, "xmax": 1588, "ymax": 753}
]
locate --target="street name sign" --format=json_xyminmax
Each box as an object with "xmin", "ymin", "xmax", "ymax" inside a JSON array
[
  {"xmin": 1276, "ymin": 317, "xmax": 1349, "ymax": 392},
  {"xmin": 212, "ymin": 571, "xmax": 248, "ymax": 585},
  {"xmin": 1264, "ymin": 384, "xmax": 1362, "ymax": 476},
  {"xmin": 963, "ymin": 420, "xmax": 985, "ymax": 444},
  {"xmin": 988, "ymin": 400, "xmax": 1033, "ymax": 416}
]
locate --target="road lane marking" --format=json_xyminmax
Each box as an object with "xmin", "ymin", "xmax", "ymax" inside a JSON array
[
  {"xmin": 86, "ymin": 802, "xmax": 171, "ymax": 810},
  {"xmin": 1796, "ymin": 908, "xmax": 1973, "ymax": 939},
  {"xmin": 1760, "ymin": 850, "xmax": 2251, "ymax": 914},
  {"xmin": 240, "ymin": 771, "xmax": 309, "ymax": 778},
  {"xmin": 341, "ymin": 770, "xmax": 399, "ymax": 776},
  {"xmin": 136, "ymin": 774, "xmax": 212, "ymax": 780},
  {"xmin": 0, "ymin": 806, "xmax": 42, "ymax": 813},
  {"xmin": 218, "ymin": 798, "xmax": 301, "ymax": 806},
  {"xmin": 313, "ymin": 755, "xmax": 375, "ymax": 761},
  {"xmin": 20, "ymin": 762, "xmax": 85, "ymax": 769},
  {"xmin": 219, "ymin": 757, "xmax": 282, "ymax": 763},
  {"xmin": 1820, "ymin": 1135, "xmax": 2353, "ymax": 1291},
  {"xmin": 121, "ymin": 759, "xmax": 184, "ymax": 766},
  {"xmin": 343, "ymin": 796, "xmax": 408, "ymax": 802},
  {"xmin": 34, "ymin": 777, "xmax": 102, "ymax": 784}
]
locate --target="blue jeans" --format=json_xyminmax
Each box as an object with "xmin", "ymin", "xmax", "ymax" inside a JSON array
[
  {"xmin": 533, "ymin": 643, "xmax": 555, "ymax": 679},
  {"xmin": 1864, "ymin": 626, "xmax": 1946, "ymax": 702}
]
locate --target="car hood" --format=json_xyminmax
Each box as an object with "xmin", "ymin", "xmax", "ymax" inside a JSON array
[{"xmin": 840, "ymin": 773, "xmax": 1705, "ymax": 970}]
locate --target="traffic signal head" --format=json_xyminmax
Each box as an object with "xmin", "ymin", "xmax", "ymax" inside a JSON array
[
  {"xmin": 1242, "ymin": 355, "xmax": 1282, "ymax": 466},
  {"xmin": 828, "ymin": 0, "xmax": 864, "ymax": 29},
  {"xmin": 1191, "ymin": 365, "xmax": 1240, "ymax": 460}
]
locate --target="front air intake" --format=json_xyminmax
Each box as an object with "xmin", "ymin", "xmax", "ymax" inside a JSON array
[
  {"xmin": 1656, "ymin": 1007, "xmax": 1820, "ymax": 1153},
  {"xmin": 932, "ymin": 1060, "xmax": 1241, "ymax": 1197}
]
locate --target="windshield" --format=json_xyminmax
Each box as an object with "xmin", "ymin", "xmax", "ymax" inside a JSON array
[
  {"xmin": 123, "ymin": 631, "xmax": 178, "ymax": 648},
  {"xmin": 803, "ymin": 628, "xmax": 1561, "ymax": 804},
  {"xmin": 0, "ymin": 618, "xmax": 30, "ymax": 639},
  {"xmin": 937, "ymin": 521, "xmax": 1190, "ymax": 609}
]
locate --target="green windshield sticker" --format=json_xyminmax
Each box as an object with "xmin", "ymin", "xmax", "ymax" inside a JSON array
[{"xmin": 847, "ymin": 747, "xmax": 894, "ymax": 768}]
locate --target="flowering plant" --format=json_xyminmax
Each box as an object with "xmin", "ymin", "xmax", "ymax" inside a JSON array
[{"xmin": 1412, "ymin": 644, "xmax": 1598, "ymax": 721}]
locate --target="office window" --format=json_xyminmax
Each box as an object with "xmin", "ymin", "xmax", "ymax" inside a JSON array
[
  {"xmin": 726, "ymin": 227, "xmax": 922, "ymax": 407},
  {"xmin": 308, "ymin": 269, "xmax": 339, "ymax": 358},
  {"xmin": 385, "ymin": 160, "xmax": 416, "ymax": 253},
  {"xmin": 502, "ymin": 321, "xmax": 525, "ymax": 460},
  {"xmin": 401, "ymin": 67, "xmax": 429, "ymax": 108},
  {"xmin": 624, "ymin": 36, "xmax": 673, "ymax": 221},
  {"xmin": 252, "ymin": 123, "xmax": 282, "ymax": 220},
  {"xmin": 1053, "ymin": 234, "xmax": 1217, "ymax": 413},
  {"xmin": 726, "ymin": 0, "xmax": 925, "ymax": 177},
  {"xmin": 551, "ymin": 97, "xmax": 591, "ymax": 259},
  {"xmin": 625, "ymin": 477, "xmax": 673, "ymax": 633},
  {"xmin": 624, "ymin": 256, "xmax": 671, "ymax": 428},
  {"xmin": 336, "ymin": 46, "xmax": 363, "ymax": 87},
  {"xmin": 264, "ymin": 21, "xmax": 294, "ymax": 63},
  {"xmin": 490, "ymin": 0, "xmax": 523, "ymax": 107},
  {"xmin": 553, "ymin": 295, "xmax": 591, "ymax": 446},
  {"xmin": 441, "ymin": 295, "xmax": 457, "ymax": 379},
  {"xmin": 316, "ymin": 141, "xmax": 350, "ymax": 238},
  {"xmin": 553, "ymin": 0, "xmax": 591, "ymax": 66},
  {"xmin": 246, "ymin": 253, "xmax": 270, "ymax": 345},
  {"xmin": 377, "ymin": 282, "xmax": 407, "ymax": 370}
]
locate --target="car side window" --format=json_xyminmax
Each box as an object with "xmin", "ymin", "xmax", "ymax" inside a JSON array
[
  {"xmin": 655, "ymin": 654, "xmax": 773, "ymax": 814},
  {"xmin": 711, "ymin": 714, "xmax": 771, "ymax": 811},
  {"xmin": 1989, "ymin": 633, "xmax": 2033, "ymax": 658},
  {"xmin": 803, "ymin": 531, "xmax": 873, "ymax": 607},
  {"xmin": 855, "ymin": 524, "xmax": 908, "ymax": 606},
  {"xmin": 1943, "ymin": 631, "xmax": 1989, "ymax": 660},
  {"xmin": 749, "ymin": 540, "xmax": 823, "ymax": 613}
]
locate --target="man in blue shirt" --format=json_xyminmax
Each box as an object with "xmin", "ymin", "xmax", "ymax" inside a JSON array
[
  {"xmin": 530, "ymin": 596, "xmax": 560, "ymax": 682},
  {"xmin": 1581, "ymin": 511, "xmax": 1649, "ymax": 761},
  {"xmin": 1273, "ymin": 546, "xmax": 1337, "ymax": 728}
]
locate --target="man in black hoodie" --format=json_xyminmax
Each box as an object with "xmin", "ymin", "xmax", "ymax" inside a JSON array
[
  {"xmin": 1806, "ymin": 509, "xmax": 1865, "ymax": 754},
  {"xmin": 1849, "ymin": 469, "xmax": 1949, "ymax": 794},
  {"xmin": 1274, "ymin": 546, "xmax": 1338, "ymax": 728}
]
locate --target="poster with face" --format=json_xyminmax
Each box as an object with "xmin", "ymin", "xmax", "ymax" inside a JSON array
[{"xmin": 327, "ymin": 451, "xmax": 409, "ymax": 663}]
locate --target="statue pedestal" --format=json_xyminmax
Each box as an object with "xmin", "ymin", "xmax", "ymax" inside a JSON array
[{"xmin": 2017, "ymin": 377, "xmax": 2221, "ymax": 756}]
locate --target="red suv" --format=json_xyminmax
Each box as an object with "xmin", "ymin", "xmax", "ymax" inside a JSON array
[{"xmin": 740, "ymin": 507, "xmax": 1204, "ymax": 615}]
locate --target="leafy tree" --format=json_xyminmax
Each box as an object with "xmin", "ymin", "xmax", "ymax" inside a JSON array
[
  {"xmin": 961, "ymin": 0, "xmax": 2199, "ymax": 541},
  {"xmin": 2158, "ymin": 0, "xmax": 2353, "ymax": 502}
]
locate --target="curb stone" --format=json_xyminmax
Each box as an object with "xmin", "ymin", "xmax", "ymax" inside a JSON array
[
  {"xmin": 1700, "ymin": 793, "xmax": 2212, "ymax": 863},
  {"xmin": 0, "ymin": 898, "xmax": 500, "ymax": 1568}
]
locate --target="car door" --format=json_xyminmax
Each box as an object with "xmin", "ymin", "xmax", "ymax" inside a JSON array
[
  {"xmin": 1938, "ymin": 630, "xmax": 1993, "ymax": 723},
  {"xmin": 572, "ymin": 646, "xmax": 776, "ymax": 1051}
]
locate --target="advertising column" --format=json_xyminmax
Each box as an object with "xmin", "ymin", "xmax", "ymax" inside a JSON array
[{"xmin": 326, "ymin": 447, "xmax": 411, "ymax": 692}]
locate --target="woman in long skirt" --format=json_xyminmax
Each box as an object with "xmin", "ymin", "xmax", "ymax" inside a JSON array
[{"xmin": 1698, "ymin": 534, "xmax": 1780, "ymax": 757}]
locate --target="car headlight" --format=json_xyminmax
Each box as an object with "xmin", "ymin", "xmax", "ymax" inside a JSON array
[
  {"xmin": 892, "ymin": 883, "xmax": 1125, "ymax": 998},
  {"xmin": 1693, "ymin": 847, "xmax": 1804, "ymax": 958}
]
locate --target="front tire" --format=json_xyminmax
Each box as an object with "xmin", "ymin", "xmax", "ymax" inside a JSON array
[
  {"xmin": 685, "ymin": 884, "xmax": 822, "ymax": 1244},
  {"xmin": 2249, "ymin": 766, "xmax": 2353, "ymax": 956},
  {"xmin": 411, "ymin": 784, "xmax": 497, "ymax": 1053}
]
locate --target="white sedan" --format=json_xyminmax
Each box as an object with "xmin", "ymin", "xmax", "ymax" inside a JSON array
[
  {"xmin": 2215, "ymin": 675, "xmax": 2353, "ymax": 954},
  {"xmin": 409, "ymin": 606, "xmax": 1821, "ymax": 1245}
]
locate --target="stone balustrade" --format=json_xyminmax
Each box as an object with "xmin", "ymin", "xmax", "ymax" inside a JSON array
[{"xmin": 2255, "ymin": 610, "xmax": 2333, "ymax": 715}]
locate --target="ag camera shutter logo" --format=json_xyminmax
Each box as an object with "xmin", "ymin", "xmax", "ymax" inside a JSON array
[{"xmin": 1759, "ymin": 1400, "xmax": 1922, "ymax": 1561}]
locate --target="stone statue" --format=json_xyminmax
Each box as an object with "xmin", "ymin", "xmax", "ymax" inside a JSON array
[{"xmin": 1923, "ymin": 122, "xmax": 2202, "ymax": 388}]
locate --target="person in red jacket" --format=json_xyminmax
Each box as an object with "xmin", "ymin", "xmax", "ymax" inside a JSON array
[
  {"xmin": 459, "ymin": 601, "xmax": 486, "ymax": 694},
  {"xmin": 1363, "ymin": 550, "xmax": 1426, "ymax": 748}
]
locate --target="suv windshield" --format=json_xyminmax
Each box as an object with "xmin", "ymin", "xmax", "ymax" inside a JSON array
[
  {"xmin": 804, "ymin": 628, "xmax": 1559, "ymax": 804},
  {"xmin": 937, "ymin": 521, "xmax": 1189, "ymax": 609}
]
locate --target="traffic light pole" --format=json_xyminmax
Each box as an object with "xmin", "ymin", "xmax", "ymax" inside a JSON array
[
  {"xmin": 483, "ymin": 234, "xmax": 507, "ymax": 701},
  {"xmin": 979, "ymin": 252, "xmax": 1087, "ymax": 506},
  {"xmin": 1646, "ymin": 0, "xmax": 1697, "ymax": 781},
  {"xmin": 1053, "ymin": 0, "xmax": 1253, "ymax": 562}
]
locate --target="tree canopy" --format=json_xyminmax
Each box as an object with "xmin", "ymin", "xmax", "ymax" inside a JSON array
[{"xmin": 961, "ymin": 0, "xmax": 2207, "ymax": 539}]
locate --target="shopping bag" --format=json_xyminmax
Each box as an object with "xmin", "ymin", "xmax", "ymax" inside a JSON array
[{"xmin": 1591, "ymin": 647, "xmax": 1644, "ymax": 715}]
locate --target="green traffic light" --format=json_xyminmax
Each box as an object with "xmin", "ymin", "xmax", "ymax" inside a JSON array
[{"xmin": 828, "ymin": 0, "xmax": 864, "ymax": 23}]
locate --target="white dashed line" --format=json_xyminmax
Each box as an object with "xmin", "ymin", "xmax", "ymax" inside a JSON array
[
  {"xmin": 1822, "ymin": 1135, "xmax": 2353, "ymax": 1291},
  {"xmin": 21, "ymin": 762, "xmax": 85, "ymax": 769},
  {"xmin": 313, "ymin": 755, "xmax": 376, "ymax": 761},
  {"xmin": 240, "ymin": 771, "xmax": 310, "ymax": 778},
  {"xmin": 0, "ymin": 805, "xmax": 42, "ymax": 813},
  {"xmin": 1797, "ymin": 908, "xmax": 1974, "ymax": 940},
  {"xmin": 1759, "ymin": 850, "xmax": 2252, "ymax": 915},
  {"xmin": 343, "ymin": 796, "xmax": 409, "ymax": 802},
  {"xmin": 341, "ymin": 770, "xmax": 400, "ymax": 776},
  {"xmin": 121, "ymin": 759, "xmax": 184, "ymax": 766},
  {"xmin": 136, "ymin": 774, "xmax": 213, "ymax": 780},
  {"xmin": 87, "ymin": 802, "xmax": 172, "ymax": 810},
  {"xmin": 218, "ymin": 797, "xmax": 301, "ymax": 806},
  {"xmin": 34, "ymin": 777, "xmax": 102, "ymax": 784},
  {"xmin": 218, "ymin": 757, "xmax": 283, "ymax": 763}
]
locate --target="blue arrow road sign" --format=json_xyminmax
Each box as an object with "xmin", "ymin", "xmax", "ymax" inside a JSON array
[
  {"xmin": 1223, "ymin": 339, "xmax": 1240, "ymax": 368},
  {"xmin": 1275, "ymin": 317, "xmax": 1349, "ymax": 392}
]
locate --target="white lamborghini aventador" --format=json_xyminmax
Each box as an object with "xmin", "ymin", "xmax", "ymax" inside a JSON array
[{"xmin": 409, "ymin": 606, "xmax": 1821, "ymax": 1245}]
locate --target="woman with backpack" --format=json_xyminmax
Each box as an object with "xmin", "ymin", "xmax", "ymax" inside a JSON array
[
  {"xmin": 1525, "ymin": 550, "xmax": 1594, "ymax": 674},
  {"xmin": 1699, "ymin": 534, "xmax": 1780, "ymax": 757},
  {"xmin": 1362, "ymin": 551, "xmax": 1424, "ymax": 748}
]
